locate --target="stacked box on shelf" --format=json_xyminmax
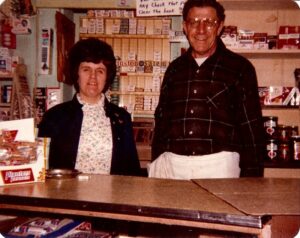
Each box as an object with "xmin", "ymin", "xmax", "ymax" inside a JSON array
[
  {"xmin": 34, "ymin": 87, "xmax": 47, "ymax": 124},
  {"xmin": 278, "ymin": 26, "xmax": 300, "ymax": 49},
  {"xmin": 79, "ymin": 10, "xmax": 172, "ymax": 118},
  {"xmin": 1, "ymin": 85, "xmax": 12, "ymax": 104}
]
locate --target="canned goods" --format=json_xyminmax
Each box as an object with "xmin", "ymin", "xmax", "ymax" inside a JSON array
[
  {"xmin": 263, "ymin": 116, "xmax": 278, "ymax": 139},
  {"xmin": 290, "ymin": 135, "xmax": 300, "ymax": 161},
  {"xmin": 290, "ymin": 126, "xmax": 299, "ymax": 137},
  {"xmin": 266, "ymin": 139, "xmax": 278, "ymax": 161},
  {"xmin": 279, "ymin": 143, "xmax": 290, "ymax": 161},
  {"xmin": 277, "ymin": 125, "xmax": 290, "ymax": 142}
]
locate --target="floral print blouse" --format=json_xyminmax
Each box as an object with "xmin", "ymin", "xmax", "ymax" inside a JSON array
[{"xmin": 75, "ymin": 94, "xmax": 112, "ymax": 174}]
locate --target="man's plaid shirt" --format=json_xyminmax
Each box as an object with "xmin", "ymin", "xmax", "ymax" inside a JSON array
[{"xmin": 152, "ymin": 39, "xmax": 265, "ymax": 177}]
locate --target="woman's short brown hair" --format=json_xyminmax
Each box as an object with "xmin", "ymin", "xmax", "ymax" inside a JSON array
[{"xmin": 66, "ymin": 38, "xmax": 116, "ymax": 93}]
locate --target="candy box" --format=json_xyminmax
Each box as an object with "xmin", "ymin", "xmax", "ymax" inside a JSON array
[
  {"xmin": 258, "ymin": 86, "xmax": 300, "ymax": 106},
  {"xmin": 5, "ymin": 217, "xmax": 91, "ymax": 237},
  {"xmin": 0, "ymin": 118, "xmax": 49, "ymax": 186},
  {"xmin": 5, "ymin": 217, "xmax": 113, "ymax": 237}
]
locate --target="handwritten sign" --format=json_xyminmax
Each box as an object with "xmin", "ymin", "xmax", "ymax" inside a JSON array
[{"xmin": 136, "ymin": 0, "xmax": 186, "ymax": 16}]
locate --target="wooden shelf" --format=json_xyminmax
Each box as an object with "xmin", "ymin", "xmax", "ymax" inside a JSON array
[
  {"xmin": 119, "ymin": 72, "xmax": 165, "ymax": 76},
  {"xmin": 36, "ymin": 0, "xmax": 136, "ymax": 9},
  {"xmin": 264, "ymin": 160, "xmax": 300, "ymax": 169},
  {"xmin": 262, "ymin": 105, "xmax": 300, "ymax": 110},
  {"xmin": 110, "ymin": 91, "xmax": 159, "ymax": 96},
  {"xmin": 0, "ymin": 103, "xmax": 10, "ymax": 107},
  {"xmin": 220, "ymin": 0, "xmax": 299, "ymax": 10},
  {"xmin": 35, "ymin": 0, "xmax": 299, "ymax": 10},
  {"xmin": 233, "ymin": 49, "xmax": 300, "ymax": 54},
  {"xmin": 0, "ymin": 74, "xmax": 13, "ymax": 80},
  {"xmin": 80, "ymin": 33, "xmax": 169, "ymax": 39},
  {"xmin": 235, "ymin": 49, "xmax": 300, "ymax": 58},
  {"xmin": 171, "ymin": 41, "xmax": 300, "ymax": 58}
]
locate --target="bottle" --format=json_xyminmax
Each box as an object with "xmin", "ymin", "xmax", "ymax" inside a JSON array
[
  {"xmin": 263, "ymin": 116, "xmax": 278, "ymax": 139},
  {"xmin": 290, "ymin": 135, "xmax": 300, "ymax": 161},
  {"xmin": 265, "ymin": 139, "xmax": 279, "ymax": 161}
]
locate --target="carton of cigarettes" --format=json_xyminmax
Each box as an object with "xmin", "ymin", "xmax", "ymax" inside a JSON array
[
  {"xmin": 238, "ymin": 29, "xmax": 255, "ymax": 49},
  {"xmin": 278, "ymin": 26, "xmax": 300, "ymax": 49}
]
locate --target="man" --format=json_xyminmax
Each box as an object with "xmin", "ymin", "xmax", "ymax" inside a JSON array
[{"xmin": 150, "ymin": 0, "xmax": 265, "ymax": 179}]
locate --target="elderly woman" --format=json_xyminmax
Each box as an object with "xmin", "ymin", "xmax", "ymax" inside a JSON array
[{"xmin": 38, "ymin": 38, "xmax": 141, "ymax": 176}]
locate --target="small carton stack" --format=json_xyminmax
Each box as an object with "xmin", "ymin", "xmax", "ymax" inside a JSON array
[
  {"xmin": 0, "ymin": 118, "xmax": 49, "ymax": 186},
  {"xmin": 278, "ymin": 26, "xmax": 300, "ymax": 49}
]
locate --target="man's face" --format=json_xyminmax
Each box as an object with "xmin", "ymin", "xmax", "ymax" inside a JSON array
[{"xmin": 183, "ymin": 6, "xmax": 224, "ymax": 58}]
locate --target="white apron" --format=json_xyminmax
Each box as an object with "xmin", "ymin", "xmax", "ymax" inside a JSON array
[{"xmin": 148, "ymin": 151, "xmax": 240, "ymax": 180}]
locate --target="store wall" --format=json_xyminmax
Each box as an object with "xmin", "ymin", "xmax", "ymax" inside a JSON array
[{"xmin": 15, "ymin": 8, "xmax": 74, "ymax": 101}]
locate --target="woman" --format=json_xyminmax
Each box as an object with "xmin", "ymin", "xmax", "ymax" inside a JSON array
[{"xmin": 38, "ymin": 38, "xmax": 141, "ymax": 176}]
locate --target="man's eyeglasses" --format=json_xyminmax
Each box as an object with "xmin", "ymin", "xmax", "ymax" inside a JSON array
[{"xmin": 186, "ymin": 18, "xmax": 219, "ymax": 30}]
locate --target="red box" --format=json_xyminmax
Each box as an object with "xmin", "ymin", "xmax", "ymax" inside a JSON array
[
  {"xmin": 258, "ymin": 86, "xmax": 299, "ymax": 106},
  {"xmin": 278, "ymin": 26, "xmax": 300, "ymax": 49}
]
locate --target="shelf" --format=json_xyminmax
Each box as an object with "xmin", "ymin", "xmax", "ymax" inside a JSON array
[
  {"xmin": 35, "ymin": 0, "xmax": 299, "ymax": 10},
  {"xmin": 0, "ymin": 74, "xmax": 13, "ymax": 80},
  {"xmin": 80, "ymin": 33, "xmax": 169, "ymax": 39},
  {"xmin": 234, "ymin": 49, "xmax": 300, "ymax": 58},
  {"xmin": 233, "ymin": 49, "xmax": 300, "ymax": 54},
  {"xmin": 264, "ymin": 160, "xmax": 300, "ymax": 169},
  {"xmin": 220, "ymin": 0, "xmax": 299, "ymax": 10},
  {"xmin": 262, "ymin": 105, "xmax": 300, "ymax": 110},
  {"xmin": 36, "ymin": 0, "xmax": 136, "ymax": 9},
  {"xmin": 170, "ymin": 41, "xmax": 300, "ymax": 58},
  {"xmin": 110, "ymin": 91, "xmax": 159, "ymax": 96},
  {"xmin": 132, "ymin": 111, "xmax": 155, "ymax": 119},
  {"xmin": 0, "ymin": 103, "xmax": 10, "ymax": 107},
  {"xmin": 119, "ymin": 72, "xmax": 165, "ymax": 76}
]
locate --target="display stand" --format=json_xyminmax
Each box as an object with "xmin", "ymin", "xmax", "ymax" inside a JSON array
[{"xmin": 9, "ymin": 64, "xmax": 34, "ymax": 120}]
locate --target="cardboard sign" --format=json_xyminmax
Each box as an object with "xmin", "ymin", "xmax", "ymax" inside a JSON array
[{"xmin": 136, "ymin": 0, "xmax": 185, "ymax": 16}]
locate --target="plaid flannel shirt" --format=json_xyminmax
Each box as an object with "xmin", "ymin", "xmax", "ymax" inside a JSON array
[{"xmin": 152, "ymin": 39, "xmax": 265, "ymax": 177}]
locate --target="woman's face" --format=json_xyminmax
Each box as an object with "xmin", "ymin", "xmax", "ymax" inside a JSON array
[
  {"xmin": 77, "ymin": 61, "xmax": 107, "ymax": 104},
  {"xmin": 183, "ymin": 6, "xmax": 224, "ymax": 58}
]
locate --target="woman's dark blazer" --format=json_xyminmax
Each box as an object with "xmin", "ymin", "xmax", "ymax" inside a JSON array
[{"xmin": 38, "ymin": 95, "xmax": 141, "ymax": 176}]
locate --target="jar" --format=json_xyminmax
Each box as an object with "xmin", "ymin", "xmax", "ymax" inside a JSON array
[
  {"xmin": 277, "ymin": 125, "xmax": 291, "ymax": 143},
  {"xmin": 278, "ymin": 142, "xmax": 290, "ymax": 161},
  {"xmin": 290, "ymin": 136, "xmax": 300, "ymax": 161},
  {"xmin": 263, "ymin": 116, "xmax": 278, "ymax": 139},
  {"xmin": 266, "ymin": 139, "xmax": 278, "ymax": 161},
  {"xmin": 290, "ymin": 126, "xmax": 299, "ymax": 137}
]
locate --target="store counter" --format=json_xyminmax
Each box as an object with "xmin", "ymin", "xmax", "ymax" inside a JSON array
[{"xmin": 0, "ymin": 175, "xmax": 299, "ymax": 237}]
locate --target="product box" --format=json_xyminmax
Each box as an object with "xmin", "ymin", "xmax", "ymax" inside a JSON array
[
  {"xmin": 267, "ymin": 35, "xmax": 278, "ymax": 49},
  {"xmin": 221, "ymin": 25, "xmax": 238, "ymax": 49},
  {"xmin": 238, "ymin": 29, "xmax": 255, "ymax": 49},
  {"xmin": 5, "ymin": 217, "xmax": 112, "ymax": 237},
  {"xmin": 34, "ymin": 87, "xmax": 47, "ymax": 125},
  {"xmin": 278, "ymin": 26, "xmax": 300, "ymax": 49},
  {"xmin": 0, "ymin": 118, "xmax": 49, "ymax": 186},
  {"xmin": 0, "ymin": 107, "xmax": 11, "ymax": 121},
  {"xmin": 253, "ymin": 33, "xmax": 268, "ymax": 49},
  {"xmin": 169, "ymin": 30, "xmax": 187, "ymax": 43},
  {"xmin": 258, "ymin": 86, "xmax": 300, "ymax": 106},
  {"xmin": 0, "ymin": 56, "xmax": 12, "ymax": 74}
]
